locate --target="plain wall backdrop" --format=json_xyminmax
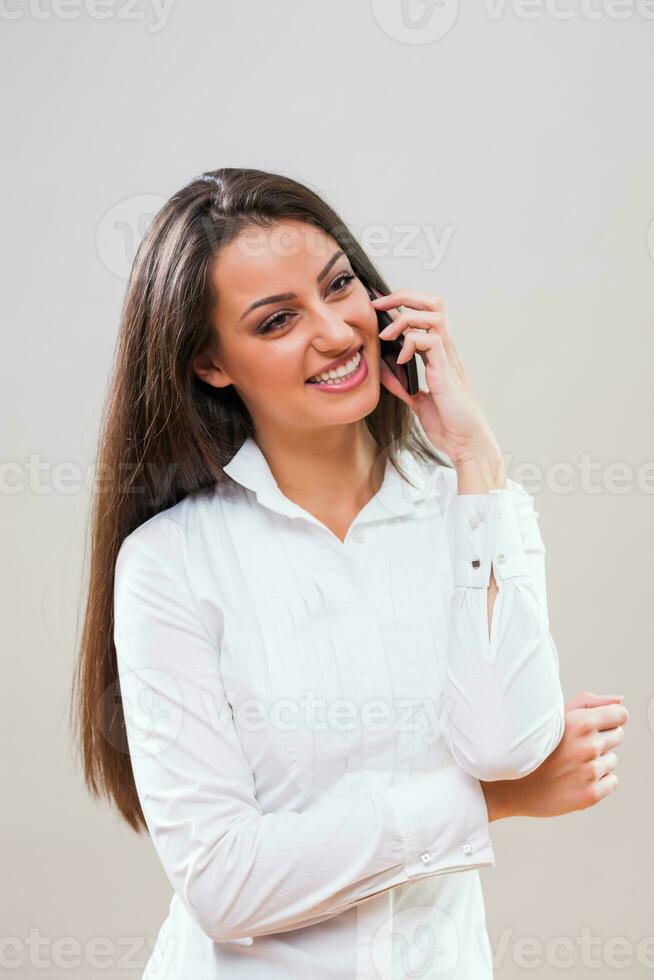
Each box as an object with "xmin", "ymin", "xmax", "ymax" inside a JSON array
[{"xmin": 2, "ymin": 1, "xmax": 653, "ymax": 977}]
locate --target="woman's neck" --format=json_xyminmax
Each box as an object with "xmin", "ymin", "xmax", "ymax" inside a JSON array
[{"xmin": 253, "ymin": 425, "xmax": 386, "ymax": 519}]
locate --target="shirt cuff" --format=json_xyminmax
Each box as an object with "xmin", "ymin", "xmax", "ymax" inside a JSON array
[
  {"xmin": 453, "ymin": 488, "xmax": 529, "ymax": 587},
  {"xmin": 378, "ymin": 766, "xmax": 495, "ymax": 879}
]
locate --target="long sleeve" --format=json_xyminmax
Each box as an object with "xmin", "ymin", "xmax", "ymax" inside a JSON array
[
  {"xmin": 438, "ymin": 477, "xmax": 565, "ymax": 782},
  {"xmin": 113, "ymin": 527, "xmax": 495, "ymax": 946}
]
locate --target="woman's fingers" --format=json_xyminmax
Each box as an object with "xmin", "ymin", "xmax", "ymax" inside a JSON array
[
  {"xmin": 379, "ymin": 311, "xmax": 448, "ymax": 366},
  {"xmin": 373, "ymin": 291, "xmax": 468, "ymax": 383},
  {"xmin": 396, "ymin": 329, "xmax": 450, "ymax": 378},
  {"xmin": 371, "ymin": 289, "xmax": 445, "ymax": 314},
  {"xmin": 591, "ymin": 703, "xmax": 630, "ymax": 731},
  {"xmin": 568, "ymin": 701, "xmax": 629, "ymax": 733},
  {"xmin": 594, "ymin": 771, "xmax": 620, "ymax": 801},
  {"xmin": 565, "ymin": 690, "xmax": 624, "ymax": 711},
  {"xmin": 379, "ymin": 310, "xmax": 446, "ymax": 336},
  {"xmin": 594, "ymin": 751, "xmax": 619, "ymax": 780},
  {"xmin": 601, "ymin": 725, "xmax": 625, "ymax": 753},
  {"xmin": 592, "ymin": 737, "xmax": 621, "ymax": 802}
]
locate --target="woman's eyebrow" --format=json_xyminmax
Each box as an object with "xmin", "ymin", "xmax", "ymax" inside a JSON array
[{"xmin": 239, "ymin": 250, "xmax": 346, "ymax": 321}]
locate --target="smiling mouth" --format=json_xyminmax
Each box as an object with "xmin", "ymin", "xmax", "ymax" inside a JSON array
[{"xmin": 306, "ymin": 345, "xmax": 364, "ymax": 385}]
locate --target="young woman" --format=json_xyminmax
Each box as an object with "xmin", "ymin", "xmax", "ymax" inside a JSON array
[{"xmin": 72, "ymin": 168, "xmax": 628, "ymax": 979}]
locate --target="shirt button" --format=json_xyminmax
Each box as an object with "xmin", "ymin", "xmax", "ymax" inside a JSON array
[
  {"xmin": 496, "ymin": 554, "xmax": 505, "ymax": 565},
  {"xmin": 462, "ymin": 843, "xmax": 472, "ymax": 855},
  {"xmin": 468, "ymin": 516, "xmax": 481, "ymax": 528},
  {"xmin": 420, "ymin": 851, "xmax": 432, "ymax": 864}
]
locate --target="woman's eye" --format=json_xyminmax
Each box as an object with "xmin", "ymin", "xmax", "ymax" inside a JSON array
[
  {"xmin": 331, "ymin": 271, "xmax": 357, "ymax": 292},
  {"xmin": 257, "ymin": 271, "xmax": 357, "ymax": 335},
  {"xmin": 258, "ymin": 311, "xmax": 290, "ymax": 335}
]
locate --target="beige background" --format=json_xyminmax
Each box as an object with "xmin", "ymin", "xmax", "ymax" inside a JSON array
[{"xmin": 2, "ymin": 2, "xmax": 653, "ymax": 977}]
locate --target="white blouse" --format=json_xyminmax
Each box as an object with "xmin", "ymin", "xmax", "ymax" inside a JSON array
[{"xmin": 113, "ymin": 435, "xmax": 565, "ymax": 980}]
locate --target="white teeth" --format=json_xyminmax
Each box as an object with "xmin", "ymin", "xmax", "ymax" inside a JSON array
[{"xmin": 308, "ymin": 349, "xmax": 362, "ymax": 384}]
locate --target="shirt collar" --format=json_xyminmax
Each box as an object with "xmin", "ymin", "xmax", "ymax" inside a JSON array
[{"xmin": 222, "ymin": 435, "xmax": 433, "ymax": 526}]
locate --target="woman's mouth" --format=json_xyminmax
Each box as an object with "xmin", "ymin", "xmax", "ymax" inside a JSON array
[{"xmin": 305, "ymin": 346, "xmax": 368, "ymax": 392}]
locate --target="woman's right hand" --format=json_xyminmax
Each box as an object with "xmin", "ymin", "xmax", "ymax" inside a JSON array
[{"xmin": 482, "ymin": 691, "xmax": 629, "ymax": 820}]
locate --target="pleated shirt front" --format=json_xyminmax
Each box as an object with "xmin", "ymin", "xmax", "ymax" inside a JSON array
[{"xmin": 113, "ymin": 436, "xmax": 565, "ymax": 979}]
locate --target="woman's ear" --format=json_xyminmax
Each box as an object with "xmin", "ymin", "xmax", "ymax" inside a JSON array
[{"xmin": 192, "ymin": 348, "xmax": 233, "ymax": 389}]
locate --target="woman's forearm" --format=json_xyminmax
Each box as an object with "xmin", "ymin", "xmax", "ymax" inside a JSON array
[
  {"xmin": 480, "ymin": 778, "xmax": 516, "ymax": 822},
  {"xmin": 438, "ymin": 467, "xmax": 565, "ymax": 781}
]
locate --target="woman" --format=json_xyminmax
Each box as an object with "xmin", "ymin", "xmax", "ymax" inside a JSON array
[{"xmin": 72, "ymin": 167, "xmax": 628, "ymax": 979}]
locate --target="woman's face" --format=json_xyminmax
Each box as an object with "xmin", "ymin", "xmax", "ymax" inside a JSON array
[{"xmin": 195, "ymin": 219, "xmax": 382, "ymax": 435}]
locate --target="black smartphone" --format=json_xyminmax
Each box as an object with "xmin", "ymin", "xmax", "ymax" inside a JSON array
[{"xmin": 364, "ymin": 284, "xmax": 420, "ymax": 396}]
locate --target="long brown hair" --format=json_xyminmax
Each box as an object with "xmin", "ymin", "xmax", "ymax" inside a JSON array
[{"xmin": 69, "ymin": 166, "xmax": 453, "ymax": 833}]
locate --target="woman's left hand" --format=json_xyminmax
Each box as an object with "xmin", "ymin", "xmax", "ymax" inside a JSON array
[{"xmin": 371, "ymin": 289, "xmax": 500, "ymax": 467}]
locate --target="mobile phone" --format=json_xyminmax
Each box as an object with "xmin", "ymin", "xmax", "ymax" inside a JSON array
[{"xmin": 364, "ymin": 284, "xmax": 420, "ymax": 396}]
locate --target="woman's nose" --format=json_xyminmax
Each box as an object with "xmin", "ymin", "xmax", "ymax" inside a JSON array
[{"xmin": 309, "ymin": 307, "xmax": 357, "ymax": 347}]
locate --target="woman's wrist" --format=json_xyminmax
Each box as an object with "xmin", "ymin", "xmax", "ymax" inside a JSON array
[
  {"xmin": 480, "ymin": 778, "xmax": 517, "ymax": 822},
  {"xmin": 455, "ymin": 441, "xmax": 506, "ymax": 494}
]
